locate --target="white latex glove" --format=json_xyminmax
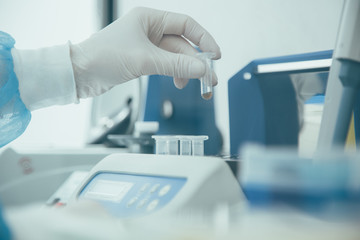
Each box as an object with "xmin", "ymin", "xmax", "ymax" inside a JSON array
[{"xmin": 70, "ymin": 7, "xmax": 221, "ymax": 98}]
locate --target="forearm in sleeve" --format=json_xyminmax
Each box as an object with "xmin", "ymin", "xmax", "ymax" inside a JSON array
[{"xmin": 11, "ymin": 42, "xmax": 79, "ymax": 111}]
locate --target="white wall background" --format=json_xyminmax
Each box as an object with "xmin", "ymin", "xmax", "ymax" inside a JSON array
[{"xmin": 1, "ymin": 0, "xmax": 344, "ymax": 153}]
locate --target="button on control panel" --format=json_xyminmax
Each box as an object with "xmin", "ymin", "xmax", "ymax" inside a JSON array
[
  {"xmin": 159, "ymin": 185, "xmax": 171, "ymax": 197},
  {"xmin": 147, "ymin": 199, "xmax": 159, "ymax": 211},
  {"xmin": 139, "ymin": 183, "xmax": 151, "ymax": 193},
  {"xmin": 137, "ymin": 198, "xmax": 148, "ymax": 209},
  {"xmin": 149, "ymin": 184, "xmax": 161, "ymax": 194},
  {"xmin": 127, "ymin": 197, "xmax": 138, "ymax": 207}
]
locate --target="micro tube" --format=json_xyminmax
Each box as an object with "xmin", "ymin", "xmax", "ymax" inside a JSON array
[
  {"xmin": 152, "ymin": 136, "xmax": 178, "ymax": 155},
  {"xmin": 196, "ymin": 52, "xmax": 216, "ymax": 100}
]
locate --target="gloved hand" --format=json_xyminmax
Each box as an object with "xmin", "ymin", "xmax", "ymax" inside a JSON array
[{"xmin": 70, "ymin": 7, "xmax": 221, "ymax": 98}]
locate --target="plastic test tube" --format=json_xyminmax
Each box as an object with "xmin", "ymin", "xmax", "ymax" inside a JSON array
[
  {"xmin": 152, "ymin": 136, "xmax": 178, "ymax": 155},
  {"xmin": 191, "ymin": 136, "xmax": 208, "ymax": 156},
  {"xmin": 179, "ymin": 136, "xmax": 192, "ymax": 156},
  {"xmin": 196, "ymin": 52, "xmax": 216, "ymax": 100}
]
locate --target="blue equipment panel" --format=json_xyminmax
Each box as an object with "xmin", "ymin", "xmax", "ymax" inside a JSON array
[
  {"xmin": 79, "ymin": 172, "xmax": 186, "ymax": 218},
  {"xmin": 228, "ymin": 50, "xmax": 333, "ymax": 155},
  {"xmin": 143, "ymin": 75, "xmax": 223, "ymax": 155}
]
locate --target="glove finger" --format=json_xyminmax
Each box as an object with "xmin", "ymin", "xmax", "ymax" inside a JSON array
[
  {"xmin": 174, "ymin": 70, "xmax": 218, "ymax": 89},
  {"xmin": 159, "ymin": 35, "xmax": 219, "ymax": 89},
  {"xmin": 173, "ymin": 77, "xmax": 190, "ymax": 89},
  {"xmin": 161, "ymin": 12, "xmax": 221, "ymax": 59},
  {"xmin": 159, "ymin": 35, "xmax": 197, "ymax": 89},
  {"xmin": 145, "ymin": 48, "xmax": 205, "ymax": 80},
  {"xmin": 159, "ymin": 34, "xmax": 198, "ymax": 56}
]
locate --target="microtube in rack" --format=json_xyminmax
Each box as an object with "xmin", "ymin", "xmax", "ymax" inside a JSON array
[
  {"xmin": 152, "ymin": 135, "xmax": 208, "ymax": 156},
  {"xmin": 196, "ymin": 52, "xmax": 216, "ymax": 100},
  {"xmin": 152, "ymin": 135, "xmax": 178, "ymax": 155}
]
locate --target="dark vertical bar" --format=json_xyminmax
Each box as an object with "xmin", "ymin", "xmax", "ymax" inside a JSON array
[{"xmin": 99, "ymin": 0, "xmax": 116, "ymax": 28}]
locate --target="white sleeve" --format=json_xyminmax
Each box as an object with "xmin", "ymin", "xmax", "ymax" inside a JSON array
[{"xmin": 11, "ymin": 42, "xmax": 79, "ymax": 111}]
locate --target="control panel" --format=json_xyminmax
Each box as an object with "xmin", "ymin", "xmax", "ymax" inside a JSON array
[
  {"xmin": 80, "ymin": 172, "xmax": 186, "ymax": 217},
  {"xmin": 71, "ymin": 153, "xmax": 243, "ymax": 218}
]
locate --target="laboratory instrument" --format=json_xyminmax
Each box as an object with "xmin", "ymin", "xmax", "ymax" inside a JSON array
[
  {"xmin": 46, "ymin": 171, "xmax": 89, "ymax": 207},
  {"xmin": 317, "ymin": 0, "xmax": 360, "ymax": 150},
  {"xmin": 196, "ymin": 52, "xmax": 216, "ymax": 100},
  {"xmin": 152, "ymin": 135, "xmax": 208, "ymax": 156},
  {"xmin": 228, "ymin": 50, "xmax": 331, "ymax": 155},
  {"xmin": 0, "ymin": 147, "xmax": 116, "ymax": 207},
  {"xmin": 69, "ymin": 153, "xmax": 243, "ymax": 218},
  {"xmin": 228, "ymin": 0, "xmax": 360, "ymax": 155},
  {"xmin": 107, "ymin": 121, "xmax": 159, "ymax": 153},
  {"xmin": 87, "ymin": 80, "xmax": 141, "ymax": 145}
]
